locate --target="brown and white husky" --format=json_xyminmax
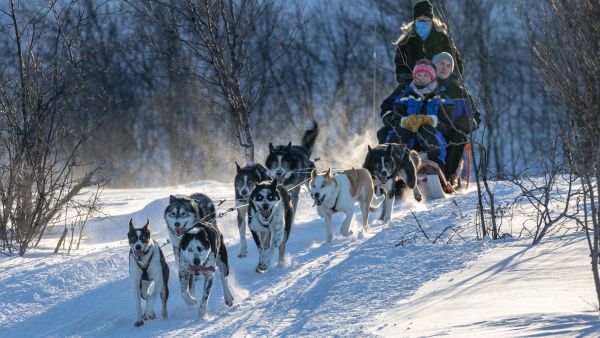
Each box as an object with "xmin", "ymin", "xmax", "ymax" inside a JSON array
[{"xmin": 309, "ymin": 168, "xmax": 384, "ymax": 243}]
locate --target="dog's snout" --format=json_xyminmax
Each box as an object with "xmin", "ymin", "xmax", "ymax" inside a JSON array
[
  {"xmin": 262, "ymin": 204, "xmax": 269, "ymax": 210},
  {"xmin": 241, "ymin": 189, "xmax": 248, "ymax": 195},
  {"xmin": 314, "ymin": 192, "xmax": 320, "ymax": 199},
  {"xmin": 174, "ymin": 222, "xmax": 180, "ymax": 228},
  {"xmin": 135, "ymin": 244, "xmax": 142, "ymax": 250},
  {"xmin": 193, "ymin": 258, "xmax": 201, "ymax": 265}
]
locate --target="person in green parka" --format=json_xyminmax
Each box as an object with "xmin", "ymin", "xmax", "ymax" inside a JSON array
[{"xmin": 394, "ymin": 0, "xmax": 463, "ymax": 86}]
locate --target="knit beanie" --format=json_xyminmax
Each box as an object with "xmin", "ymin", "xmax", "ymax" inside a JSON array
[
  {"xmin": 412, "ymin": 60, "xmax": 436, "ymax": 82},
  {"xmin": 413, "ymin": 0, "xmax": 433, "ymax": 20},
  {"xmin": 432, "ymin": 52, "xmax": 455, "ymax": 72}
]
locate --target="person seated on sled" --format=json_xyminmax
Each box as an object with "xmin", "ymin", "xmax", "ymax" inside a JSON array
[
  {"xmin": 383, "ymin": 60, "xmax": 449, "ymax": 170},
  {"xmin": 433, "ymin": 52, "xmax": 481, "ymax": 183}
]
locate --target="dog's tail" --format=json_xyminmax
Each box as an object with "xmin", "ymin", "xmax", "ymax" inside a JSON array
[
  {"xmin": 369, "ymin": 193, "xmax": 385, "ymax": 212},
  {"xmin": 301, "ymin": 120, "xmax": 319, "ymax": 155}
]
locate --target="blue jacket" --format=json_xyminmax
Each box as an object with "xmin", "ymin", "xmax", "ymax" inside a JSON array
[{"xmin": 392, "ymin": 84, "xmax": 445, "ymax": 119}]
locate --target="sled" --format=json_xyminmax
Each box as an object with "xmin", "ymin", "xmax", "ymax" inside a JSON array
[{"xmin": 416, "ymin": 156, "xmax": 456, "ymax": 199}]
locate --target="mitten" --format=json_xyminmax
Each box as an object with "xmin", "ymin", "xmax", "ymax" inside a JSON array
[
  {"xmin": 421, "ymin": 115, "xmax": 438, "ymax": 128},
  {"xmin": 401, "ymin": 115, "xmax": 421, "ymax": 132}
]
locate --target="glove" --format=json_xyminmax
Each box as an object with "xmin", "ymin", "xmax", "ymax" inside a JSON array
[
  {"xmin": 421, "ymin": 115, "xmax": 438, "ymax": 128},
  {"xmin": 400, "ymin": 115, "xmax": 421, "ymax": 132}
]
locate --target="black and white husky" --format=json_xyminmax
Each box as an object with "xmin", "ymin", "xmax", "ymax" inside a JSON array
[
  {"xmin": 178, "ymin": 222, "xmax": 234, "ymax": 319},
  {"xmin": 234, "ymin": 162, "xmax": 270, "ymax": 258},
  {"xmin": 248, "ymin": 180, "xmax": 294, "ymax": 273},
  {"xmin": 127, "ymin": 219, "xmax": 169, "ymax": 327},
  {"xmin": 164, "ymin": 194, "xmax": 216, "ymax": 270},
  {"xmin": 363, "ymin": 144, "xmax": 422, "ymax": 223},
  {"xmin": 265, "ymin": 120, "xmax": 318, "ymax": 222}
]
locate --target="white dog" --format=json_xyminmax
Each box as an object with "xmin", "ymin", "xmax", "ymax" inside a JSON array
[
  {"xmin": 309, "ymin": 168, "xmax": 384, "ymax": 243},
  {"xmin": 127, "ymin": 219, "xmax": 169, "ymax": 327}
]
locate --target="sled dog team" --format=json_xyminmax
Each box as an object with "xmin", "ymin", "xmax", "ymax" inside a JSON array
[{"xmin": 128, "ymin": 121, "xmax": 427, "ymax": 326}]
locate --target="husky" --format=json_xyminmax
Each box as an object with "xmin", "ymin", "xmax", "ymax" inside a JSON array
[
  {"xmin": 127, "ymin": 219, "xmax": 169, "ymax": 327},
  {"xmin": 309, "ymin": 168, "xmax": 384, "ymax": 243},
  {"xmin": 178, "ymin": 222, "xmax": 234, "ymax": 319},
  {"xmin": 247, "ymin": 180, "xmax": 294, "ymax": 273},
  {"xmin": 265, "ymin": 120, "xmax": 318, "ymax": 222},
  {"xmin": 363, "ymin": 144, "xmax": 422, "ymax": 223},
  {"xmin": 234, "ymin": 162, "xmax": 270, "ymax": 258},
  {"xmin": 164, "ymin": 194, "xmax": 216, "ymax": 271}
]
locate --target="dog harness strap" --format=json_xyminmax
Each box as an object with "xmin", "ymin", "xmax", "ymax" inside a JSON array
[
  {"xmin": 136, "ymin": 251, "xmax": 154, "ymax": 281},
  {"xmin": 331, "ymin": 196, "xmax": 340, "ymax": 212}
]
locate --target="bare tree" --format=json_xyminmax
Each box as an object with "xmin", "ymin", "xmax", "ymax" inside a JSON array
[
  {"xmin": 129, "ymin": 0, "xmax": 301, "ymax": 165},
  {"xmin": 0, "ymin": 0, "xmax": 104, "ymax": 255},
  {"xmin": 523, "ymin": 0, "xmax": 600, "ymax": 315}
]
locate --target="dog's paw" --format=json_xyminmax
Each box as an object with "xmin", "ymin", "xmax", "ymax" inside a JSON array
[
  {"xmin": 134, "ymin": 320, "xmax": 144, "ymax": 327},
  {"xmin": 358, "ymin": 231, "xmax": 365, "ymax": 239},
  {"xmin": 237, "ymin": 251, "xmax": 247, "ymax": 258},
  {"xmin": 197, "ymin": 306, "xmax": 207, "ymax": 320},
  {"xmin": 414, "ymin": 193, "xmax": 422, "ymax": 202},
  {"xmin": 341, "ymin": 230, "xmax": 353, "ymax": 237},
  {"xmin": 224, "ymin": 295, "xmax": 234, "ymax": 307},
  {"xmin": 256, "ymin": 264, "xmax": 267, "ymax": 273},
  {"xmin": 143, "ymin": 313, "xmax": 156, "ymax": 320}
]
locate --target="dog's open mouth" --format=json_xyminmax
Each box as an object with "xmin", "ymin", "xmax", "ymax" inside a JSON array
[
  {"xmin": 260, "ymin": 208, "xmax": 272, "ymax": 220},
  {"xmin": 190, "ymin": 265, "xmax": 216, "ymax": 275},
  {"xmin": 313, "ymin": 195, "xmax": 326, "ymax": 207},
  {"xmin": 275, "ymin": 175, "xmax": 284, "ymax": 184},
  {"xmin": 175, "ymin": 227, "xmax": 185, "ymax": 236},
  {"xmin": 134, "ymin": 249, "xmax": 144, "ymax": 260},
  {"xmin": 380, "ymin": 175, "xmax": 388, "ymax": 185}
]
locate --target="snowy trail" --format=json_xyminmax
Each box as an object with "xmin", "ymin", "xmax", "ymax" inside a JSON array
[
  {"xmin": 0, "ymin": 181, "xmax": 484, "ymax": 337},
  {"xmin": 1, "ymin": 180, "xmax": 595, "ymax": 337}
]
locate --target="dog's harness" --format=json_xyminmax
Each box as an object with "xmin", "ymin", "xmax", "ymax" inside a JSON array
[
  {"xmin": 130, "ymin": 248, "xmax": 154, "ymax": 281},
  {"xmin": 330, "ymin": 196, "xmax": 340, "ymax": 213}
]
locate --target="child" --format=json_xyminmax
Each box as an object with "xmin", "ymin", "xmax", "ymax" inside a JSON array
[{"xmin": 386, "ymin": 60, "xmax": 448, "ymax": 168}]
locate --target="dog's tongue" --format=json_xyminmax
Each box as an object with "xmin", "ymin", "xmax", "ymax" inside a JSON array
[
  {"xmin": 260, "ymin": 209, "xmax": 271, "ymax": 219},
  {"xmin": 192, "ymin": 265, "xmax": 216, "ymax": 274},
  {"xmin": 276, "ymin": 175, "xmax": 284, "ymax": 184},
  {"xmin": 134, "ymin": 250, "xmax": 143, "ymax": 260},
  {"xmin": 176, "ymin": 228, "xmax": 185, "ymax": 236},
  {"xmin": 381, "ymin": 176, "xmax": 388, "ymax": 184}
]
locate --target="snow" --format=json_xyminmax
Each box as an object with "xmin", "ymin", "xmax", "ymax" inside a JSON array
[{"xmin": 0, "ymin": 179, "xmax": 597, "ymax": 337}]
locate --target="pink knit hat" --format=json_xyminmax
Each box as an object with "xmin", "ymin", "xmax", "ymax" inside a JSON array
[{"xmin": 412, "ymin": 60, "xmax": 436, "ymax": 81}]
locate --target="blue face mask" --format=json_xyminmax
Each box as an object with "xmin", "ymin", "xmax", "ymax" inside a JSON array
[{"xmin": 415, "ymin": 21, "xmax": 432, "ymax": 40}]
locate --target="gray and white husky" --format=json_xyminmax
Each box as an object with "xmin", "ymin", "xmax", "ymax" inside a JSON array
[
  {"xmin": 234, "ymin": 162, "xmax": 270, "ymax": 258},
  {"xmin": 265, "ymin": 120, "xmax": 318, "ymax": 223},
  {"xmin": 127, "ymin": 219, "xmax": 169, "ymax": 327},
  {"xmin": 164, "ymin": 194, "xmax": 216, "ymax": 270},
  {"xmin": 178, "ymin": 222, "xmax": 234, "ymax": 319},
  {"xmin": 363, "ymin": 144, "xmax": 422, "ymax": 223},
  {"xmin": 248, "ymin": 180, "xmax": 293, "ymax": 273}
]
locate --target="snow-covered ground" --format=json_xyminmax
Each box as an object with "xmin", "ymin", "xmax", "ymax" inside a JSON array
[{"xmin": 0, "ymin": 179, "xmax": 598, "ymax": 337}]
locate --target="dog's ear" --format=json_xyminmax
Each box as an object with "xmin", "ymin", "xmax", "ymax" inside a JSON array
[
  {"xmin": 270, "ymin": 179, "xmax": 278, "ymax": 190},
  {"xmin": 143, "ymin": 218, "xmax": 150, "ymax": 231},
  {"xmin": 169, "ymin": 195, "xmax": 176, "ymax": 203},
  {"xmin": 367, "ymin": 145, "xmax": 372, "ymax": 152},
  {"xmin": 128, "ymin": 218, "xmax": 135, "ymax": 231},
  {"xmin": 269, "ymin": 142, "xmax": 274, "ymax": 153},
  {"xmin": 235, "ymin": 161, "xmax": 242, "ymax": 173},
  {"xmin": 311, "ymin": 168, "xmax": 317, "ymax": 179},
  {"xmin": 286, "ymin": 141, "xmax": 292, "ymax": 151},
  {"xmin": 386, "ymin": 144, "xmax": 393, "ymax": 155},
  {"xmin": 325, "ymin": 168, "xmax": 332, "ymax": 178}
]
